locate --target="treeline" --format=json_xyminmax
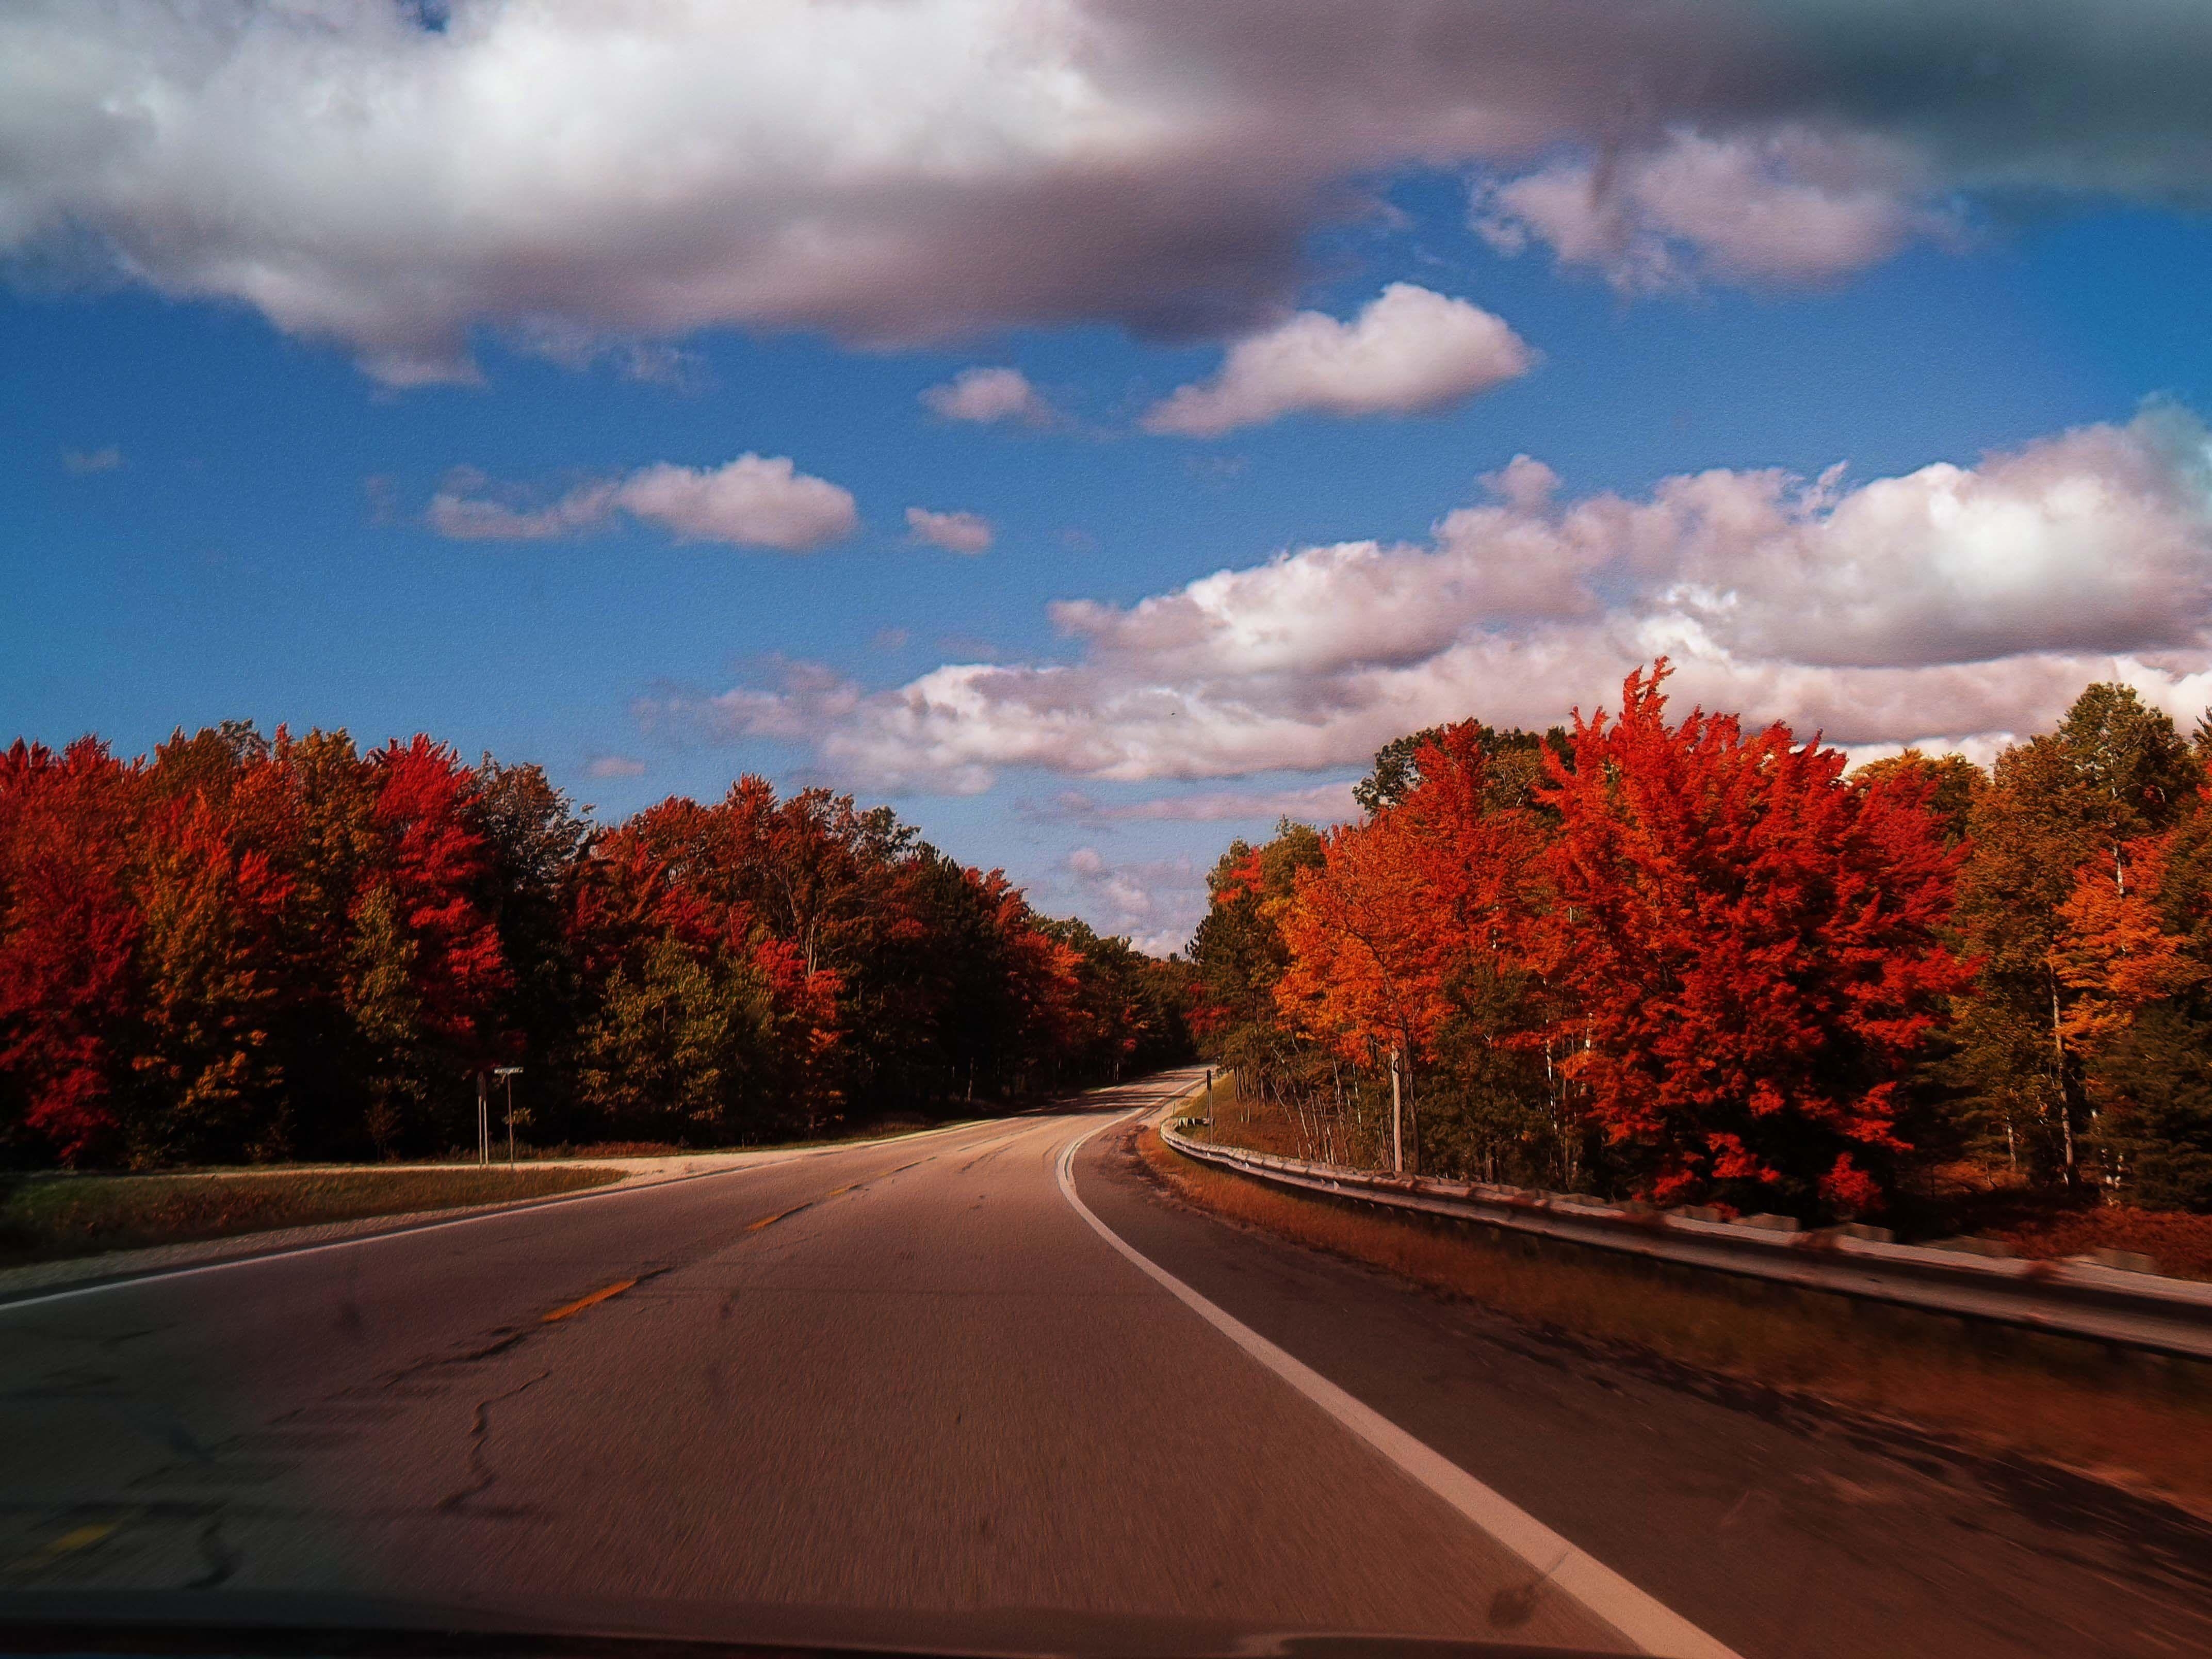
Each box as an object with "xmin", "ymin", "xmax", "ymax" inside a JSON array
[
  {"xmin": 1189, "ymin": 663, "xmax": 2212, "ymax": 1221},
  {"xmin": 0, "ymin": 724, "xmax": 1190, "ymax": 1168}
]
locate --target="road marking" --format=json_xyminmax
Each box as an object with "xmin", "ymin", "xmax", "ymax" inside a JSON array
[
  {"xmin": 1054, "ymin": 1111, "xmax": 1739, "ymax": 1659},
  {"xmin": 746, "ymin": 1203, "xmax": 810, "ymax": 1232},
  {"xmin": 0, "ymin": 1116, "xmax": 997, "ymax": 1315},
  {"xmin": 9, "ymin": 1521, "xmax": 117, "ymax": 1571},
  {"xmin": 540, "ymin": 1278, "xmax": 639, "ymax": 1323}
]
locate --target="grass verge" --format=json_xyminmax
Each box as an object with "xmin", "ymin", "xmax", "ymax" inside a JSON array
[
  {"xmin": 1138, "ymin": 1121, "xmax": 2212, "ymax": 1516},
  {"xmin": 0, "ymin": 1165, "xmax": 624, "ymax": 1269}
]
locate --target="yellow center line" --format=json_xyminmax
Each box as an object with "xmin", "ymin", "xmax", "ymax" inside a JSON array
[
  {"xmin": 541, "ymin": 1277, "xmax": 638, "ymax": 1322},
  {"xmin": 744, "ymin": 1153, "xmax": 932, "ymax": 1233},
  {"xmin": 10, "ymin": 1522, "xmax": 116, "ymax": 1572}
]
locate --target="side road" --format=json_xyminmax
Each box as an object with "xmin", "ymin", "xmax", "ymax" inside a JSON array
[{"xmin": 0, "ymin": 1118, "xmax": 985, "ymax": 1306}]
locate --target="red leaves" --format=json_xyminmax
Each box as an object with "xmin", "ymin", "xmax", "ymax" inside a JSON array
[
  {"xmin": 4, "ymin": 725, "xmax": 1179, "ymax": 1165},
  {"xmin": 1263, "ymin": 663, "xmax": 1971, "ymax": 1216},
  {"xmin": 365, "ymin": 736, "xmax": 511, "ymax": 1058},
  {"xmin": 1531, "ymin": 662, "xmax": 1970, "ymax": 1212},
  {"xmin": 0, "ymin": 739, "xmax": 142, "ymax": 1161}
]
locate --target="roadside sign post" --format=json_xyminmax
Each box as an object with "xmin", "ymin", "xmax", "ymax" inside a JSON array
[
  {"xmin": 495, "ymin": 1066, "xmax": 524, "ymax": 1168},
  {"xmin": 476, "ymin": 1071, "xmax": 489, "ymax": 1166}
]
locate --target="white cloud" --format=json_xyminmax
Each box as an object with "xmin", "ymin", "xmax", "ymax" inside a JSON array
[
  {"xmin": 583, "ymin": 754, "xmax": 646, "ymax": 779},
  {"xmin": 693, "ymin": 405, "xmax": 2212, "ymax": 788},
  {"xmin": 920, "ymin": 367, "xmax": 1056, "ymax": 426},
  {"xmin": 905, "ymin": 507, "xmax": 995, "ymax": 555},
  {"xmin": 429, "ymin": 454, "xmax": 857, "ymax": 552},
  {"xmin": 1143, "ymin": 285, "xmax": 1534, "ymax": 437},
  {"xmin": 1038, "ymin": 783, "xmax": 1360, "ymax": 824},
  {"xmin": 1061, "ymin": 847, "xmax": 1207, "ymax": 957},
  {"xmin": 616, "ymin": 457, "xmax": 858, "ymax": 550},
  {"xmin": 1475, "ymin": 127, "xmax": 1950, "ymax": 291},
  {"xmin": 7, "ymin": 5, "xmax": 2210, "ymax": 380},
  {"xmin": 61, "ymin": 446, "xmax": 121, "ymax": 474}
]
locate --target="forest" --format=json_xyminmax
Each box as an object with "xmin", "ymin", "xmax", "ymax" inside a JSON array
[
  {"xmin": 1188, "ymin": 663, "xmax": 2212, "ymax": 1227},
  {"xmin": 0, "ymin": 725, "xmax": 1191, "ymax": 1169}
]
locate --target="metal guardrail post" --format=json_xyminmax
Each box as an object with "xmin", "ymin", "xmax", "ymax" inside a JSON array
[{"xmin": 1158, "ymin": 1125, "xmax": 2212, "ymax": 1363}]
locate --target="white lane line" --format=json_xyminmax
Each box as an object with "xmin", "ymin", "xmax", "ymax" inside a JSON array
[
  {"xmin": 1053, "ymin": 1113, "xmax": 1739, "ymax": 1659},
  {"xmin": 0, "ymin": 1116, "xmax": 999, "ymax": 1316}
]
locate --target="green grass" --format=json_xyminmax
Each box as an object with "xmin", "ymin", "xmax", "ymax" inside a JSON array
[{"xmin": 0, "ymin": 1165, "xmax": 625, "ymax": 1268}]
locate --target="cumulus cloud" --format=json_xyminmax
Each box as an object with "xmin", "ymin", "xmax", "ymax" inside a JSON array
[
  {"xmin": 429, "ymin": 454, "xmax": 857, "ymax": 552},
  {"xmin": 1037, "ymin": 783, "xmax": 1360, "ymax": 824},
  {"xmin": 1061, "ymin": 847, "xmax": 1208, "ymax": 957},
  {"xmin": 920, "ymin": 367, "xmax": 1056, "ymax": 426},
  {"xmin": 1475, "ymin": 128, "xmax": 1953, "ymax": 291},
  {"xmin": 6, "ymin": 4, "xmax": 2210, "ymax": 379},
  {"xmin": 691, "ymin": 404, "xmax": 2212, "ymax": 788},
  {"xmin": 61, "ymin": 446, "xmax": 121, "ymax": 474},
  {"xmin": 1142, "ymin": 284, "xmax": 1534, "ymax": 437},
  {"xmin": 617, "ymin": 458, "xmax": 857, "ymax": 550},
  {"xmin": 905, "ymin": 507, "xmax": 995, "ymax": 555}
]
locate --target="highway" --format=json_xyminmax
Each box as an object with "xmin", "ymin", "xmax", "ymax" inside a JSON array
[{"xmin": 3, "ymin": 1070, "xmax": 2209, "ymax": 1658}]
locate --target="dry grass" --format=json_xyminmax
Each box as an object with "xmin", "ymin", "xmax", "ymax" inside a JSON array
[
  {"xmin": 0, "ymin": 1165, "xmax": 624, "ymax": 1268},
  {"xmin": 1991, "ymin": 1208, "xmax": 2212, "ymax": 1281},
  {"xmin": 1138, "ymin": 1123, "xmax": 2212, "ymax": 1515}
]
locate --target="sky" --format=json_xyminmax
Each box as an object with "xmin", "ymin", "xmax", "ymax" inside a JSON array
[{"xmin": 5, "ymin": 2, "xmax": 2212, "ymax": 955}]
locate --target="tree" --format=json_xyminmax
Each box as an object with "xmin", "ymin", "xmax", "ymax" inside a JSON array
[
  {"xmin": 1531, "ymin": 663, "xmax": 1970, "ymax": 1217},
  {"xmin": 1954, "ymin": 687, "xmax": 2202, "ymax": 1188},
  {"xmin": 1186, "ymin": 822, "xmax": 1333, "ymax": 1150},
  {"xmin": 576, "ymin": 934, "xmax": 778, "ymax": 1142},
  {"xmin": 1278, "ymin": 735, "xmax": 1538, "ymax": 1173},
  {"xmin": 124, "ymin": 795, "xmax": 292, "ymax": 1164},
  {"xmin": 0, "ymin": 740, "xmax": 143, "ymax": 1164},
  {"xmin": 1353, "ymin": 721, "xmax": 1565, "ymax": 816},
  {"xmin": 2090, "ymin": 1004, "xmax": 2212, "ymax": 1210},
  {"xmin": 1852, "ymin": 750, "xmax": 1980, "ymax": 846}
]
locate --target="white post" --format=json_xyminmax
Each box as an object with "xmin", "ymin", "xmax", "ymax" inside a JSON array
[{"xmin": 1390, "ymin": 1046, "xmax": 1404, "ymax": 1176}]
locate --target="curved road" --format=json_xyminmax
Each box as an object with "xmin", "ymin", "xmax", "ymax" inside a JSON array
[{"xmin": 3, "ymin": 1070, "xmax": 2208, "ymax": 1657}]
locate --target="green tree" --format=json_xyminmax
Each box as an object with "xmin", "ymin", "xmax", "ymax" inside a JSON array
[
  {"xmin": 1954, "ymin": 685, "xmax": 2201, "ymax": 1188},
  {"xmin": 576, "ymin": 935, "xmax": 775, "ymax": 1142},
  {"xmin": 2089, "ymin": 1003, "xmax": 2212, "ymax": 1210}
]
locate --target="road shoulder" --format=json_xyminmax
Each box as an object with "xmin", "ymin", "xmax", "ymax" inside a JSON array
[{"xmin": 1070, "ymin": 1113, "xmax": 2212, "ymax": 1659}]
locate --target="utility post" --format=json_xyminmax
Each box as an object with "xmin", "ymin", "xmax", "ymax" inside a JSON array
[
  {"xmin": 476, "ymin": 1071, "xmax": 490, "ymax": 1166},
  {"xmin": 495, "ymin": 1066, "xmax": 524, "ymax": 1168},
  {"xmin": 1204, "ymin": 1067, "xmax": 1213, "ymax": 1120},
  {"xmin": 1389, "ymin": 1045, "xmax": 1404, "ymax": 1176}
]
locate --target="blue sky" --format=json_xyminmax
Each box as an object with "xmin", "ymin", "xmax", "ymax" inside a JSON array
[{"xmin": 6, "ymin": 4, "xmax": 2212, "ymax": 951}]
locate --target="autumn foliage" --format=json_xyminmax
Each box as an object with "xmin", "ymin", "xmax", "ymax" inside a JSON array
[
  {"xmin": 0, "ymin": 726, "xmax": 1189, "ymax": 1169},
  {"xmin": 1194, "ymin": 664, "xmax": 2212, "ymax": 1220}
]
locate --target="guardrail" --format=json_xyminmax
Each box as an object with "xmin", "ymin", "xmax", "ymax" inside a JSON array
[{"xmin": 1158, "ymin": 1122, "xmax": 2212, "ymax": 1363}]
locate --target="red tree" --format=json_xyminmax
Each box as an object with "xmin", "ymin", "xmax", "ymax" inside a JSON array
[
  {"xmin": 1533, "ymin": 663, "xmax": 1970, "ymax": 1215},
  {"xmin": 0, "ymin": 739, "xmax": 144, "ymax": 1162},
  {"xmin": 365, "ymin": 736, "xmax": 512, "ymax": 1058}
]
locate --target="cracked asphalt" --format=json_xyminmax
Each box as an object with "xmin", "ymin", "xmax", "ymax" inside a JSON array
[{"xmin": 3, "ymin": 1072, "xmax": 2210, "ymax": 1657}]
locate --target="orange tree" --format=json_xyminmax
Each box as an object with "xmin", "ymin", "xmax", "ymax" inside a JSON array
[{"xmin": 1277, "ymin": 725, "xmax": 1550, "ymax": 1175}]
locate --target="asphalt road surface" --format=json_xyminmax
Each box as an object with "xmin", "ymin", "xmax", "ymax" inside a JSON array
[{"xmin": 4, "ymin": 1070, "xmax": 2209, "ymax": 1657}]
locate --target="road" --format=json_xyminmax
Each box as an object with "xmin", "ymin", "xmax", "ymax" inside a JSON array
[{"xmin": 3, "ymin": 1069, "xmax": 2208, "ymax": 1657}]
